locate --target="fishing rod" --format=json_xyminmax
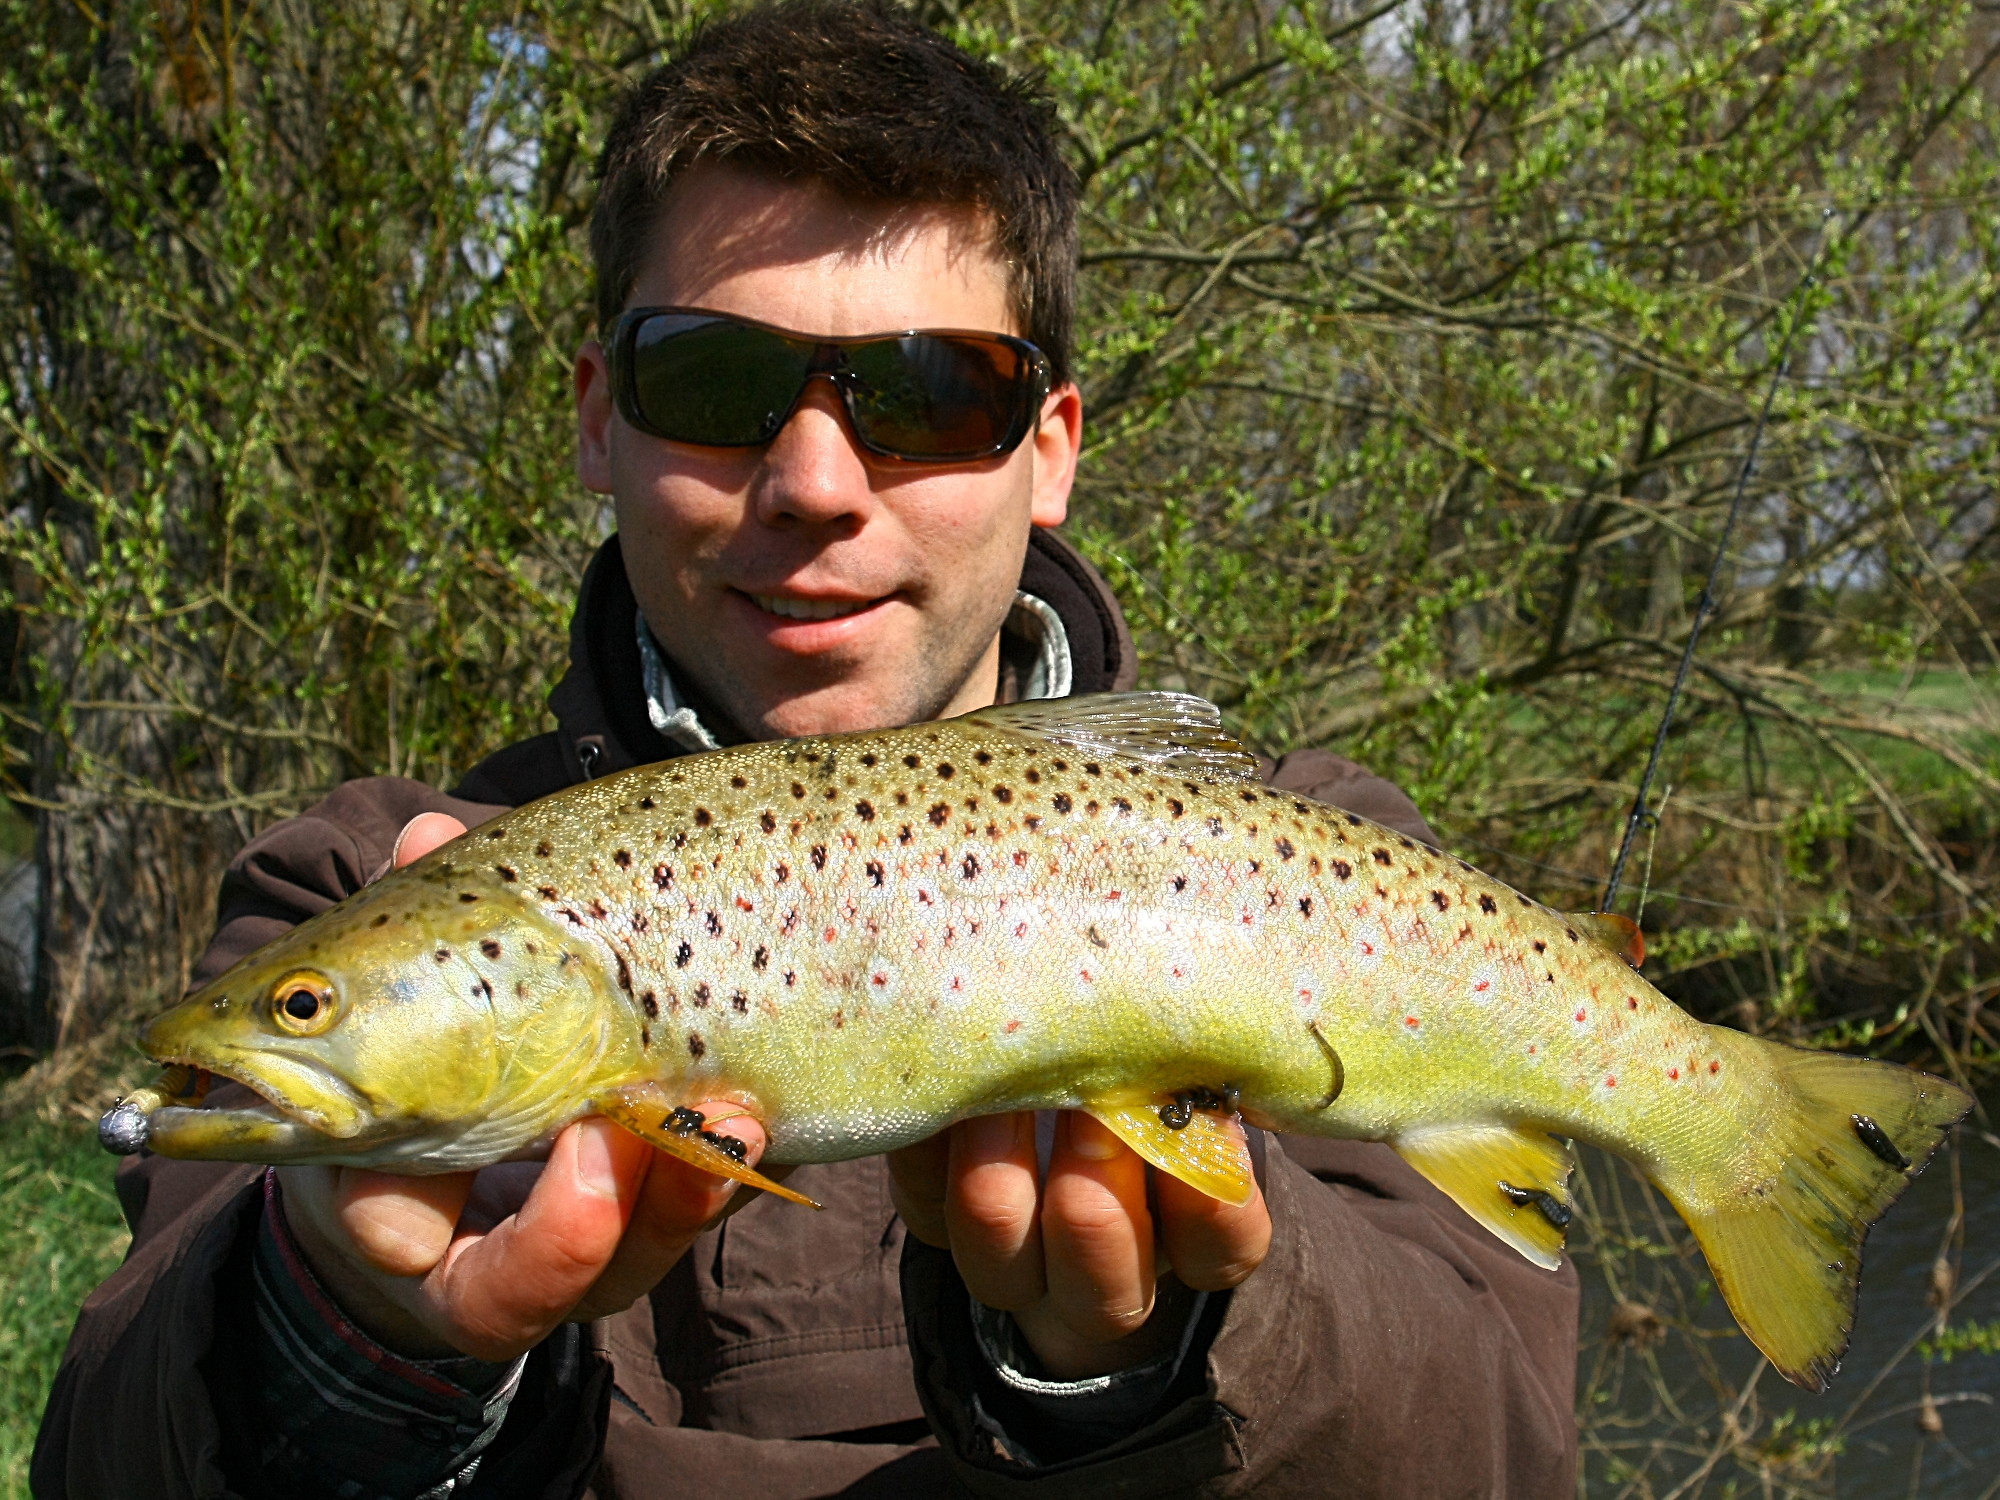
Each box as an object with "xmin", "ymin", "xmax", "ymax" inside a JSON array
[{"xmin": 1600, "ymin": 212, "xmax": 1836, "ymax": 915}]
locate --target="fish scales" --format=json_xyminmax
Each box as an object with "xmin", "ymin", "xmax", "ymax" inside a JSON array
[{"xmin": 109, "ymin": 693, "xmax": 1973, "ymax": 1392}]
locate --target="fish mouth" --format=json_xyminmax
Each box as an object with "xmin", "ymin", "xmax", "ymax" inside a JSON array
[{"xmin": 99, "ymin": 1053, "xmax": 379, "ymax": 1162}]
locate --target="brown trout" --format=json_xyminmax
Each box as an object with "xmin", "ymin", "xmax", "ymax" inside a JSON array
[{"xmin": 102, "ymin": 693, "xmax": 1970, "ymax": 1390}]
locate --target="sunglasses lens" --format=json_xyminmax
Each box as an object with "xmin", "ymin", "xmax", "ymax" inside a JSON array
[
  {"xmin": 844, "ymin": 336, "xmax": 1034, "ymax": 459},
  {"xmin": 628, "ymin": 316, "xmax": 809, "ymax": 445}
]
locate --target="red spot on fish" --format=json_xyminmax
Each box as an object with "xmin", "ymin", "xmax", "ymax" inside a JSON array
[
  {"xmin": 1627, "ymin": 996, "xmax": 1638, "ymax": 1009},
  {"xmin": 1079, "ymin": 968, "xmax": 1094, "ymax": 982},
  {"xmin": 1404, "ymin": 1015, "xmax": 1420, "ymax": 1029},
  {"xmin": 1605, "ymin": 1076, "xmax": 1616, "ymax": 1088},
  {"xmin": 1668, "ymin": 1067, "xmax": 1680, "ymax": 1080},
  {"xmin": 1709, "ymin": 1060, "xmax": 1720, "ymax": 1074},
  {"xmin": 823, "ymin": 927, "xmax": 837, "ymax": 942},
  {"xmin": 872, "ymin": 973, "xmax": 887, "ymax": 987},
  {"xmin": 736, "ymin": 897, "xmax": 754, "ymax": 911},
  {"xmin": 1473, "ymin": 980, "xmax": 1490, "ymax": 993},
  {"xmin": 1527, "ymin": 1044, "xmax": 1539, "ymax": 1055},
  {"xmin": 1574, "ymin": 1009, "xmax": 1587, "ymax": 1023},
  {"xmin": 1004, "ymin": 1019, "xmax": 1021, "ymax": 1033}
]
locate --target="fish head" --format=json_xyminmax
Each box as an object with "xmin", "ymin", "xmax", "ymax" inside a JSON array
[{"xmin": 125, "ymin": 868, "xmax": 634, "ymax": 1168}]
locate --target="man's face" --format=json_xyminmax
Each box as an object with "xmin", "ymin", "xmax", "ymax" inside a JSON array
[{"xmin": 575, "ymin": 167, "xmax": 1081, "ymax": 741}]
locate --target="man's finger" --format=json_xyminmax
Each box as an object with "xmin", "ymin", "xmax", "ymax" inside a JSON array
[
  {"xmin": 1037, "ymin": 1110, "xmax": 1155, "ymax": 1344},
  {"xmin": 569, "ymin": 1103, "xmax": 770, "ymax": 1321},
  {"xmin": 392, "ymin": 811, "xmax": 467, "ymax": 869},
  {"xmin": 885, "ymin": 1130, "xmax": 953, "ymax": 1247},
  {"xmin": 424, "ymin": 1118, "xmax": 651, "ymax": 1360},
  {"xmin": 1155, "ymin": 1156, "xmax": 1272, "ymax": 1292},
  {"xmin": 335, "ymin": 1167, "xmax": 478, "ymax": 1278},
  {"xmin": 944, "ymin": 1112, "xmax": 1045, "ymax": 1312}
]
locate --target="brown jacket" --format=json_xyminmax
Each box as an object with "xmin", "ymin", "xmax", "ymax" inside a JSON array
[{"xmin": 36, "ymin": 532, "xmax": 1578, "ymax": 1499}]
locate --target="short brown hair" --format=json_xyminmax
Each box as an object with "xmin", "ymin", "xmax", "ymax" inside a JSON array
[{"xmin": 590, "ymin": 0, "xmax": 1079, "ymax": 383}]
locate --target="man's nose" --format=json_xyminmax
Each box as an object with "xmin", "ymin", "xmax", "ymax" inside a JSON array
[{"xmin": 751, "ymin": 380, "xmax": 876, "ymax": 527}]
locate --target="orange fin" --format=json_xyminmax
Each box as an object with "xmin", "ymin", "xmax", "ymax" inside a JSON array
[
  {"xmin": 1083, "ymin": 1098, "xmax": 1256, "ymax": 1206},
  {"xmin": 596, "ymin": 1083, "xmax": 820, "ymax": 1209},
  {"xmin": 1568, "ymin": 911, "xmax": 1644, "ymax": 969}
]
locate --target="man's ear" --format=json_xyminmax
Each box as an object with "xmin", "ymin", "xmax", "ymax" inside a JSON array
[
  {"xmin": 576, "ymin": 339, "xmax": 615, "ymax": 495},
  {"xmin": 1030, "ymin": 381, "xmax": 1082, "ymax": 529}
]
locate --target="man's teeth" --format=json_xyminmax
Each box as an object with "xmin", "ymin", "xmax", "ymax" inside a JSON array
[{"xmin": 752, "ymin": 594, "xmax": 874, "ymax": 621}]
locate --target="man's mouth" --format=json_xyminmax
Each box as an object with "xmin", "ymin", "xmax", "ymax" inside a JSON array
[{"xmin": 748, "ymin": 593, "xmax": 882, "ymax": 622}]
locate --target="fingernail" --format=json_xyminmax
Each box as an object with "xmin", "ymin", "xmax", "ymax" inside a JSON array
[
  {"xmin": 575, "ymin": 1123, "xmax": 621, "ymax": 1199},
  {"xmin": 960, "ymin": 1112, "xmax": 1019, "ymax": 1162},
  {"xmin": 1066, "ymin": 1112, "xmax": 1122, "ymax": 1161}
]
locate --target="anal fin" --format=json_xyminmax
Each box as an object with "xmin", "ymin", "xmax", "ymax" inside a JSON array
[
  {"xmin": 597, "ymin": 1083, "xmax": 821, "ymax": 1209},
  {"xmin": 1393, "ymin": 1123, "xmax": 1577, "ymax": 1269},
  {"xmin": 1085, "ymin": 1099, "xmax": 1256, "ymax": 1207}
]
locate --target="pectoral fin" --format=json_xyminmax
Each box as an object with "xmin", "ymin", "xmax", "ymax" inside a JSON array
[
  {"xmin": 1393, "ymin": 1122, "xmax": 1577, "ymax": 1269},
  {"xmin": 1084, "ymin": 1099, "xmax": 1257, "ymax": 1207},
  {"xmin": 596, "ymin": 1084, "xmax": 821, "ymax": 1209}
]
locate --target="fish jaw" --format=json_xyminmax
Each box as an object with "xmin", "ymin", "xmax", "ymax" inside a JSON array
[{"xmin": 122, "ymin": 871, "xmax": 646, "ymax": 1169}]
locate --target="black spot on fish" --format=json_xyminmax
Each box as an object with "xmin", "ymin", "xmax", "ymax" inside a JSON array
[
  {"xmin": 688, "ymin": 1032, "xmax": 706, "ymax": 1059},
  {"xmin": 614, "ymin": 953, "xmax": 634, "ymax": 995},
  {"xmin": 1852, "ymin": 1114, "xmax": 1911, "ymax": 1170},
  {"xmin": 1479, "ymin": 894, "xmax": 1497, "ymax": 913},
  {"xmin": 994, "ymin": 786, "xmax": 1012, "ymax": 803},
  {"xmin": 1052, "ymin": 758, "xmax": 1068, "ymax": 772},
  {"xmin": 904, "ymin": 753, "xmax": 921, "ymax": 768},
  {"xmin": 775, "ymin": 861, "xmax": 790, "ymax": 882},
  {"xmin": 784, "ymin": 971, "xmax": 797, "ymax": 987},
  {"xmin": 480, "ymin": 939, "xmax": 502, "ymax": 959},
  {"xmin": 1172, "ymin": 875, "xmax": 1188, "ymax": 892},
  {"xmin": 1208, "ymin": 818, "xmax": 1226, "ymax": 837},
  {"xmin": 639, "ymin": 797, "xmax": 655, "ymax": 810},
  {"xmin": 705, "ymin": 910, "xmax": 723, "ymax": 937},
  {"xmin": 641, "ymin": 1026, "xmax": 652, "ymax": 1048},
  {"xmin": 811, "ymin": 844, "xmax": 828, "ymax": 870},
  {"xmin": 459, "ymin": 892, "xmax": 479, "ymax": 903},
  {"xmin": 1331, "ymin": 860, "xmax": 1352, "ymax": 879},
  {"xmin": 732, "ymin": 991, "xmax": 749, "ymax": 1015},
  {"xmin": 612, "ymin": 850, "xmax": 631, "ymax": 869},
  {"xmin": 371, "ymin": 913, "xmax": 390, "ymax": 928},
  {"xmin": 1275, "ymin": 837, "xmax": 1295, "ymax": 860},
  {"xmin": 1431, "ymin": 890, "xmax": 1449, "ymax": 911},
  {"xmin": 1026, "ymin": 767, "xmax": 1042, "ymax": 784},
  {"xmin": 694, "ymin": 808, "xmax": 712, "ymax": 827},
  {"xmin": 434, "ymin": 948, "xmax": 451, "ymax": 963},
  {"xmin": 962, "ymin": 853, "xmax": 980, "ymax": 879},
  {"xmin": 1087, "ymin": 925, "xmax": 1109, "ymax": 948},
  {"xmin": 1166, "ymin": 797, "xmax": 1183, "ymax": 817},
  {"xmin": 1240, "ymin": 790, "xmax": 1259, "ymax": 805},
  {"xmin": 589, "ymin": 899, "xmax": 608, "ymax": 920},
  {"xmin": 1345, "ymin": 813, "xmax": 1362, "ymax": 827},
  {"xmin": 753, "ymin": 946, "xmax": 769, "ymax": 970},
  {"xmin": 928, "ymin": 803, "xmax": 950, "ymax": 827},
  {"xmin": 1565, "ymin": 927, "xmax": 1580, "ymax": 943},
  {"xmin": 632, "ymin": 912, "xmax": 650, "ymax": 934},
  {"xmin": 792, "ymin": 782, "xmax": 806, "ymax": 799},
  {"xmin": 1533, "ymin": 940, "xmax": 1547, "ymax": 954},
  {"xmin": 974, "ymin": 749, "xmax": 992, "ymax": 765},
  {"xmin": 535, "ymin": 841, "xmax": 552, "ymax": 858},
  {"xmin": 485, "ymin": 826, "xmax": 507, "ymax": 840},
  {"xmin": 1300, "ymin": 897, "xmax": 1314, "ymax": 916},
  {"xmin": 856, "ymin": 800, "xmax": 876, "ymax": 821},
  {"xmin": 654, "ymin": 864, "xmax": 673, "ymax": 891},
  {"xmin": 1085, "ymin": 762, "xmax": 1101, "ymax": 776},
  {"xmin": 760, "ymin": 811, "xmax": 776, "ymax": 833},
  {"xmin": 861, "ymin": 753, "xmax": 877, "ymax": 767},
  {"xmin": 538, "ymin": 885, "xmax": 559, "ymax": 901},
  {"xmin": 730, "ymin": 774, "xmax": 747, "ymax": 789},
  {"xmin": 866, "ymin": 861, "xmax": 884, "ymax": 886},
  {"xmin": 642, "ymin": 991, "xmax": 659, "ymax": 1019},
  {"xmin": 1112, "ymin": 797, "xmax": 1132, "ymax": 814},
  {"xmin": 937, "ymin": 763, "xmax": 955, "ymax": 779},
  {"xmin": 898, "ymin": 825, "xmax": 913, "ymax": 845},
  {"xmin": 495, "ymin": 865, "xmax": 517, "ymax": 882},
  {"xmin": 675, "ymin": 941, "xmax": 693, "ymax": 968},
  {"xmin": 1052, "ymin": 793, "xmax": 1072, "ymax": 814},
  {"xmin": 1085, "ymin": 800, "xmax": 1101, "ymax": 815},
  {"xmin": 693, "ymin": 983, "xmax": 711, "ymax": 1007},
  {"xmin": 1372, "ymin": 848, "xmax": 1393, "ymax": 866}
]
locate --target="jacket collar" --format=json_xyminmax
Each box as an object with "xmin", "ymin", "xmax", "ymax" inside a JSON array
[{"xmin": 546, "ymin": 529, "xmax": 1136, "ymax": 780}]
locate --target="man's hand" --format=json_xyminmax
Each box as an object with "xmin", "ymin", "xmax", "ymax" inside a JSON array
[
  {"xmin": 277, "ymin": 812, "xmax": 764, "ymax": 1363},
  {"xmin": 888, "ymin": 1108, "xmax": 1272, "ymax": 1379}
]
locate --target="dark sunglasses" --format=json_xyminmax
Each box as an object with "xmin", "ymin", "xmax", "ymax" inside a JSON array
[{"xmin": 606, "ymin": 307, "xmax": 1053, "ymax": 463}]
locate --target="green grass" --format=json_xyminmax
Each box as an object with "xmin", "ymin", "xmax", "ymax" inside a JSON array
[{"xmin": 0, "ymin": 1113, "xmax": 131, "ymax": 1498}]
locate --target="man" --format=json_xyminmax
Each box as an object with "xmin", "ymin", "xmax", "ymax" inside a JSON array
[{"xmin": 36, "ymin": 4, "xmax": 1578, "ymax": 1495}]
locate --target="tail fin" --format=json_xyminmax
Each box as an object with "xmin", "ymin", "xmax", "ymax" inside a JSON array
[{"xmin": 1654, "ymin": 1032, "xmax": 1971, "ymax": 1390}]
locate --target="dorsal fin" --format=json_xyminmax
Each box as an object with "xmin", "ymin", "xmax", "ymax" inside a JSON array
[
  {"xmin": 962, "ymin": 693, "xmax": 1260, "ymax": 782},
  {"xmin": 1568, "ymin": 912, "xmax": 1645, "ymax": 970}
]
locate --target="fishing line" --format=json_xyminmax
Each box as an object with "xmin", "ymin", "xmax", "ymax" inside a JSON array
[{"xmin": 1600, "ymin": 212, "xmax": 1837, "ymax": 915}]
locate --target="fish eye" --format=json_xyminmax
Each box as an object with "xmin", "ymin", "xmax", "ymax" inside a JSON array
[{"xmin": 270, "ymin": 971, "xmax": 336, "ymax": 1034}]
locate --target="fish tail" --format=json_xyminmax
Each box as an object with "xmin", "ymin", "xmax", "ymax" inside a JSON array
[{"xmin": 1652, "ymin": 1029, "xmax": 1971, "ymax": 1390}]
